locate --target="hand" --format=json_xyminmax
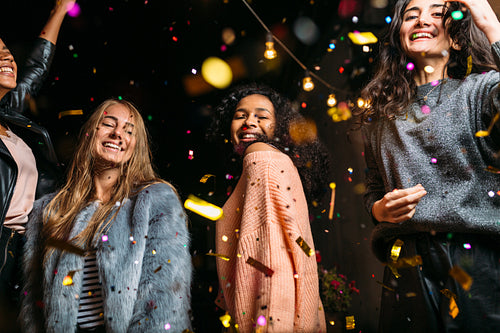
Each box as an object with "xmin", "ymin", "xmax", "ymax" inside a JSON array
[
  {"xmin": 372, "ymin": 184, "xmax": 427, "ymax": 224},
  {"xmin": 52, "ymin": 0, "xmax": 77, "ymax": 15},
  {"xmin": 446, "ymin": 0, "xmax": 500, "ymax": 44}
]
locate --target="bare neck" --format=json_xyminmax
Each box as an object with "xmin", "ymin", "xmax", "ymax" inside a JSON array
[{"xmin": 93, "ymin": 168, "xmax": 120, "ymax": 203}]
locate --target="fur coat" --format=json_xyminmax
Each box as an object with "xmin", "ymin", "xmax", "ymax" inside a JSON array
[{"xmin": 20, "ymin": 182, "xmax": 192, "ymax": 332}]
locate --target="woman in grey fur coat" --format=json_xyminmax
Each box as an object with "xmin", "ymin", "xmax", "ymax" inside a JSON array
[{"xmin": 21, "ymin": 99, "xmax": 192, "ymax": 332}]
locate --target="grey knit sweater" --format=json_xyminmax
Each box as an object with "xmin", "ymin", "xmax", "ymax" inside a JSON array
[{"xmin": 364, "ymin": 42, "xmax": 500, "ymax": 262}]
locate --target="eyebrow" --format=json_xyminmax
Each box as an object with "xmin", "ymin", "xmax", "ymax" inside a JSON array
[
  {"xmin": 103, "ymin": 115, "xmax": 135, "ymax": 127},
  {"xmin": 403, "ymin": 3, "xmax": 445, "ymax": 15}
]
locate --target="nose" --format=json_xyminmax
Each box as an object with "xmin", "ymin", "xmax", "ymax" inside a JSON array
[
  {"xmin": 415, "ymin": 14, "xmax": 430, "ymax": 27},
  {"xmin": 110, "ymin": 127, "xmax": 123, "ymax": 140},
  {"xmin": 243, "ymin": 115, "xmax": 258, "ymax": 128}
]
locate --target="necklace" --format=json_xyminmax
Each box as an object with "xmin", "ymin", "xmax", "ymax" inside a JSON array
[{"xmin": 418, "ymin": 79, "xmax": 447, "ymax": 103}]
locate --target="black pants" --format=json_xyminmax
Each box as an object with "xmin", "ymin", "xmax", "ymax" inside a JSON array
[
  {"xmin": 0, "ymin": 226, "xmax": 24, "ymax": 333},
  {"xmin": 379, "ymin": 233, "xmax": 500, "ymax": 333}
]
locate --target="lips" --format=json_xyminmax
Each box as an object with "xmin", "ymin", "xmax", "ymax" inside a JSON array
[
  {"xmin": 411, "ymin": 32, "xmax": 434, "ymax": 41},
  {"xmin": 103, "ymin": 142, "xmax": 122, "ymax": 151}
]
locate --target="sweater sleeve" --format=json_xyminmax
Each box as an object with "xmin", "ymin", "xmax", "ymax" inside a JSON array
[
  {"xmin": 127, "ymin": 183, "xmax": 192, "ymax": 333},
  {"xmin": 235, "ymin": 151, "xmax": 324, "ymax": 332},
  {"xmin": 362, "ymin": 126, "xmax": 385, "ymax": 224}
]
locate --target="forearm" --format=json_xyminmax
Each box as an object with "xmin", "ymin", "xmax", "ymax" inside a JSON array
[{"xmin": 39, "ymin": 1, "xmax": 74, "ymax": 45}]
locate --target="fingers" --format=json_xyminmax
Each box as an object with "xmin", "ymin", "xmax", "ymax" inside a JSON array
[{"xmin": 372, "ymin": 184, "xmax": 427, "ymax": 224}]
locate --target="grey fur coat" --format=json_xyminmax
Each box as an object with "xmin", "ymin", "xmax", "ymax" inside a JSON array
[{"xmin": 20, "ymin": 183, "xmax": 192, "ymax": 332}]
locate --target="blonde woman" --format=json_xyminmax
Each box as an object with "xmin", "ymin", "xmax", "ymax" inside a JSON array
[{"xmin": 21, "ymin": 99, "xmax": 192, "ymax": 332}]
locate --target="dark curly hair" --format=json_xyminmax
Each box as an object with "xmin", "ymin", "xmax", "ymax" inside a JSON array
[
  {"xmin": 207, "ymin": 83, "xmax": 331, "ymax": 206},
  {"xmin": 353, "ymin": 0, "xmax": 497, "ymax": 126}
]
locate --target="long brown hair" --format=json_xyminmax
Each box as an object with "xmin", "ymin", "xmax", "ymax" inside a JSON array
[
  {"xmin": 42, "ymin": 99, "xmax": 167, "ymax": 250},
  {"xmin": 354, "ymin": 0, "xmax": 497, "ymax": 125}
]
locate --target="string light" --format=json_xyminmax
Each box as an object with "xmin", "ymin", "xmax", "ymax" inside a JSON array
[
  {"xmin": 302, "ymin": 71, "xmax": 314, "ymax": 92},
  {"xmin": 264, "ymin": 32, "xmax": 277, "ymax": 59},
  {"xmin": 327, "ymin": 93, "xmax": 337, "ymax": 107}
]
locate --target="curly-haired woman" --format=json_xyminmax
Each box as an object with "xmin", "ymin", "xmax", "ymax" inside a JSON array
[
  {"xmin": 209, "ymin": 83, "xmax": 329, "ymax": 332},
  {"xmin": 356, "ymin": 0, "xmax": 500, "ymax": 331}
]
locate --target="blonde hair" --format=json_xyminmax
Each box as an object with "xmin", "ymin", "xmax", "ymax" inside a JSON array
[{"xmin": 42, "ymin": 99, "xmax": 169, "ymax": 250}]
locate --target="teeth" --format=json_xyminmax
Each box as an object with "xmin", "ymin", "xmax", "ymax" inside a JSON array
[
  {"xmin": 242, "ymin": 134, "xmax": 257, "ymax": 139},
  {"xmin": 104, "ymin": 142, "xmax": 121, "ymax": 150},
  {"xmin": 412, "ymin": 32, "xmax": 434, "ymax": 40},
  {"xmin": 0, "ymin": 67, "xmax": 13, "ymax": 73}
]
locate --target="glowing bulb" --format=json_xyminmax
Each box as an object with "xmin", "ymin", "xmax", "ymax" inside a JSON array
[
  {"xmin": 302, "ymin": 72, "xmax": 314, "ymax": 91},
  {"xmin": 264, "ymin": 33, "xmax": 277, "ymax": 60},
  {"xmin": 327, "ymin": 94, "xmax": 337, "ymax": 107}
]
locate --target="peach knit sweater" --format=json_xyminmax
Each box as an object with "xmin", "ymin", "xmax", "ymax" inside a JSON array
[{"xmin": 216, "ymin": 150, "xmax": 326, "ymax": 332}]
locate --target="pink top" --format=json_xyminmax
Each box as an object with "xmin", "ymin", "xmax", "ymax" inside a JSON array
[
  {"xmin": 216, "ymin": 150, "xmax": 326, "ymax": 332},
  {"xmin": 1, "ymin": 129, "xmax": 38, "ymax": 234}
]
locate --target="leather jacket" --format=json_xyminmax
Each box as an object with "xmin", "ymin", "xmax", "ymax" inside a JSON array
[{"xmin": 0, "ymin": 37, "xmax": 60, "ymax": 229}]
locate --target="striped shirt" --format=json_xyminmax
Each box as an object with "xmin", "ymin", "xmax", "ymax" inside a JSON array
[{"xmin": 77, "ymin": 250, "xmax": 105, "ymax": 329}]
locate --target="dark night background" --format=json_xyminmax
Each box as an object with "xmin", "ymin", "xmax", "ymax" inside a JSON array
[{"xmin": 1, "ymin": 0, "xmax": 400, "ymax": 331}]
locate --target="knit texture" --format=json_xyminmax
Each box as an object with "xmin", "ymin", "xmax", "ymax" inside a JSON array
[
  {"xmin": 364, "ymin": 42, "xmax": 500, "ymax": 262},
  {"xmin": 216, "ymin": 150, "xmax": 326, "ymax": 332}
]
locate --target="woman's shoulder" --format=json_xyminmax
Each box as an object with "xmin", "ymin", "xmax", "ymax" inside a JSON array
[
  {"xmin": 244, "ymin": 142, "xmax": 281, "ymax": 155},
  {"xmin": 137, "ymin": 181, "xmax": 179, "ymax": 198}
]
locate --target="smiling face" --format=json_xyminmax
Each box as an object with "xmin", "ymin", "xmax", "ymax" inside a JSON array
[
  {"xmin": 399, "ymin": 0, "xmax": 453, "ymax": 62},
  {"xmin": 93, "ymin": 104, "xmax": 137, "ymax": 166},
  {"xmin": 0, "ymin": 38, "xmax": 17, "ymax": 98},
  {"xmin": 230, "ymin": 94, "xmax": 276, "ymax": 147}
]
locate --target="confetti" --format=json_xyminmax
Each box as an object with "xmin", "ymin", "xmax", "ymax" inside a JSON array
[
  {"xmin": 184, "ymin": 195, "xmax": 224, "ymax": 221},
  {"xmin": 347, "ymin": 32, "xmax": 378, "ymax": 45},
  {"xmin": 387, "ymin": 255, "xmax": 422, "ymax": 278},
  {"xmin": 328, "ymin": 182, "xmax": 336, "ymax": 220},
  {"xmin": 58, "ymin": 109, "xmax": 83, "ymax": 119},
  {"xmin": 345, "ymin": 315, "xmax": 355, "ymax": 330},
  {"xmin": 475, "ymin": 112, "xmax": 499, "ymax": 137},
  {"xmin": 451, "ymin": 10, "xmax": 464, "ymax": 20},
  {"xmin": 219, "ymin": 312, "xmax": 231, "ymax": 328},
  {"xmin": 63, "ymin": 270, "xmax": 77, "ymax": 286},
  {"xmin": 296, "ymin": 236, "xmax": 314, "ymax": 256},
  {"xmin": 449, "ymin": 265, "xmax": 473, "ymax": 291},
  {"xmin": 246, "ymin": 257, "xmax": 274, "ymax": 276},
  {"xmin": 448, "ymin": 297, "xmax": 459, "ymax": 318},
  {"xmin": 257, "ymin": 315, "xmax": 266, "ymax": 326},
  {"xmin": 463, "ymin": 55, "xmax": 472, "ymax": 78},
  {"xmin": 206, "ymin": 253, "xmax": 230, "ymax": 261},
  {"xmin": 390, "ymin": 239, "xmax": 404, "ymax": 262},
  {"xmin": 201, "ymin": 57, "xmax": 233, "ymax": 89},
  {"xmin": 199, "ymin": 174, "xmax": 215, "ymax": 183}
]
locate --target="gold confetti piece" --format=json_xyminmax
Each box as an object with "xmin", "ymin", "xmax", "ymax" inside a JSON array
[
  {"xmin": 296, "ymin": 236, "xmax": 314, "ymax": 256},
  {"xmin": 475, "ymin": 112, "xmax": 499, "ymax": 137},
  {"xmin": 246, "ymin": 257, "xmax": 274, "ymax": 276},
  {"xmin": 58, "ymin": 109, "xmax": 83, "ymax": 119},
  {"xmin": 406, "ymin": 292, "xmax": 417, "ymax": 297},
  {"xmin": 46, "ymin": 238, "xmax": 86, "ymax": 256},
  {"xmin": 485, "ymin": 165, "xmax": 500, "ymax": 174},
  {"xmin": 345, "ymin": 315, "xmax": 355, "ymax": 330},
  {"xmin": 465, "ymin": 55, "xmax": 472, "ymax": 77},
  {"xmin": 154, "ymin": 266, "xmax": 162, "ymax": 273},
  {"xmin": 182, "ymin": 330, "xmax": 194, "ymax": 333},
  {"xmin": 184, "ymin": 194, "xmax": 224, "ymax": 221},
  {"xmin": 449, "ymin": 297, "xmax": 459, "ymax": 318},
  {"xmin": 386, "ymin": 255, "xmax": 423, "ymax": 278},
  {"xmin": 440, "ymin": 288, "xmax": 457, "ymax": 300},
  {"xmin": 206, "ymin": 253, "xmax": 230, "ymax": 261},
  {"xmin": 62, "ymin": 270, "xmax": 77, "ymax": 286},
  {"xmin": 199, "ymin": 174, "xmax": 215, "ymax": 183},
  {"xmin": 348, "ymin": 32, "xmax": 378, "ymax": 45},
  {"xmin": 220, "ymin": 312, "xmax": 231, "ymax": 328},
  {"xmin": 328, "ymin": 182, "xmax": 336, "ymax": 220},
  {"xmin": 390, "ymin": 239, "xmax": 404, "ymax": 262},
  {"xmin": 449, "ymin": 265, "xmax": 473, "ymax": 291}
]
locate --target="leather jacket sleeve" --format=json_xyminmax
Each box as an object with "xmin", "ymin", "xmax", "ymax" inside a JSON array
[{"xmin": 1, "ymin": 38, "xmax": 56, "ymax": 116}]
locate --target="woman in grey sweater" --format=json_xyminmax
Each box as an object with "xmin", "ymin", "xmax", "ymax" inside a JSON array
[
  {"xmin": 20, "ymin": 99, "xmax": 192, "ymax": 332},
  {"xmin": 356, "ymin": 0, "xmax": 500, "ymax": 331}
]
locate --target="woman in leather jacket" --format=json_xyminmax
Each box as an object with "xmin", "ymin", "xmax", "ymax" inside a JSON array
[{"xmin": 0, "ymin": 0, "xmax": 75, "ymax": 330}]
